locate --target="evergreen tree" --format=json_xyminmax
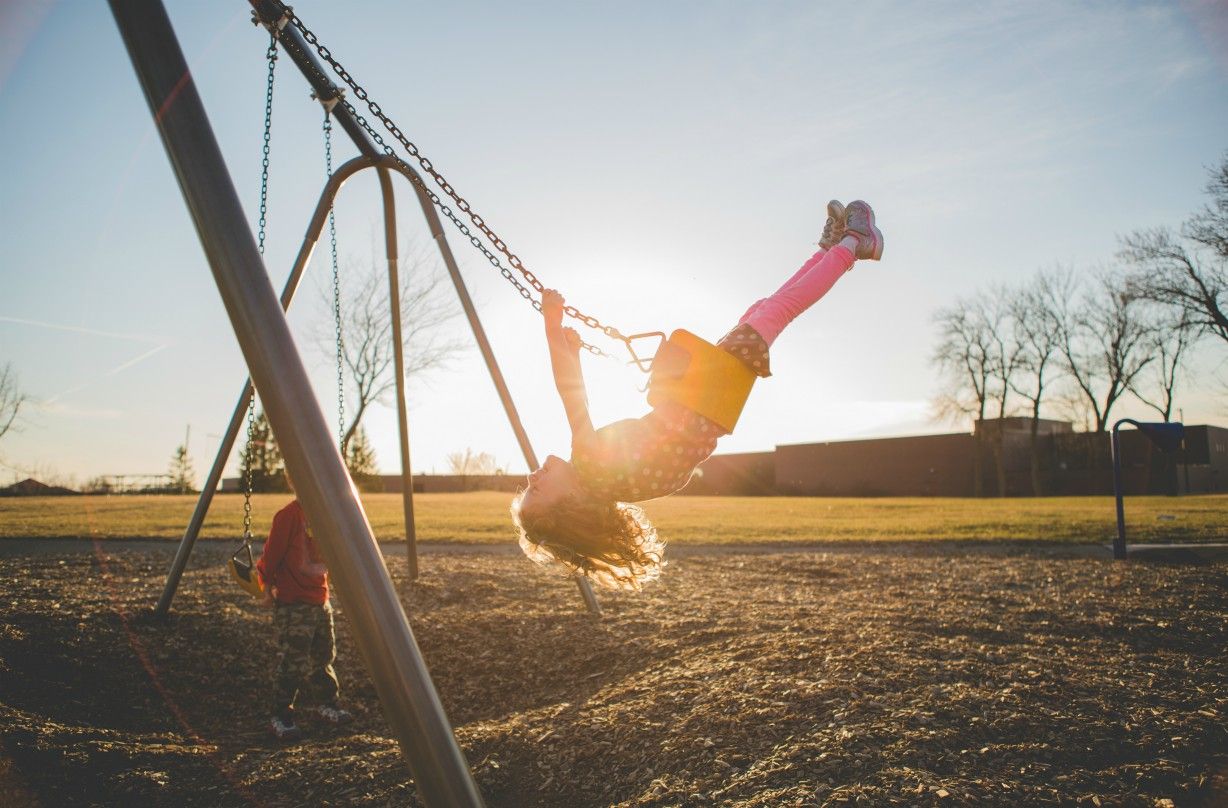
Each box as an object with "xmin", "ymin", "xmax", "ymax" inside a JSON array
[
  {"xmin": 168, "ymin": 444, "xmax": 196, "ymax": 494},
  {"xmin": 238, "ymin": 409, "xmax": 286, "ymax": 493},
  {"xmin": 345, "ymin": 426, "xmax": 381, "ymax": 491}
]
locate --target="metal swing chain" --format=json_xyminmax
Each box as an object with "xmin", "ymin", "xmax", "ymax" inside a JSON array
[
  {"xmin": 244, "ymin": 31, "xmax": 279, "ymax": 543},
  {"xmin": 324, "ymin": 111, "xmax": 347, "ymax": 457},
  {"xmin": 255, "ymin": 33, "xmax": 278, "ymax": 263},
  {"xmin": 280, "ymin": 9, "xmax": 633, "ymax": 362}
]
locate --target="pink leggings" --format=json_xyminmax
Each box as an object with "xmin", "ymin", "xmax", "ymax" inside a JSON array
[{"xmin": 739, "ymin": 245, "xmax": 855, "ymax": 346}]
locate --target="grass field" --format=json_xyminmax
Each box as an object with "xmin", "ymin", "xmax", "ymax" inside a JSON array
[{"xmin": 0, "ymin": 491, "xmax": 1224, "ymax": 544}]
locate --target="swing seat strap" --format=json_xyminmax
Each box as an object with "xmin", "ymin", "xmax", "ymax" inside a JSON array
[{"xmin": 647, "ymin": 330, "xmax": 757, "ymax": 433}]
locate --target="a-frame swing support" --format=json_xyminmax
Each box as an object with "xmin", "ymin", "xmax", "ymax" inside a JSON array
[
  {"xmin": 109, "ymin": 1, "xmax": 488, "ymax": 803},
  {"xmin": 152, "ymin": 0, "xmax": 601, "ymax": 617},
  {"xmin": 154, "ymin": 154, "xmax": 386, "ymax": 617}
]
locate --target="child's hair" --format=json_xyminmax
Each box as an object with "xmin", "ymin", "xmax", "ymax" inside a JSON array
[{"xmin": 511, "ymin": 489, "xmax": 665, "ymax": 591}]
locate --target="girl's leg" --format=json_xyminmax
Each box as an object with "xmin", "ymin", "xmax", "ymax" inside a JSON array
[
  {"xmin": 742, "ymin": 243, "xmax": 856, "ymax": 346},
  {"xmin": 738, "ymin": 248, "xmax": 828, "ymax": 323},
  {"xmin": 775, "ymin": 248, "xmax": 829, "ymax": 294}
]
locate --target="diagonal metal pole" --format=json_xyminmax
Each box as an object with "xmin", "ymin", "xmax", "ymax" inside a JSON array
[
  {"xmin": 155, "ymin": 156, "xmax": 377, "ymax": 619},
  {"xmin": 108, "ymin": 4, "xmax": 483, "ymax": 804}
]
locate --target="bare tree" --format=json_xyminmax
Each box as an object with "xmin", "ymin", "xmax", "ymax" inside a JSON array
[
  {"xmin": 0, "ymin": 363, "xmax": 27, "ymax": 443},
  {"xmin": 1187, "ymin": 153, "xmax": 1228, "ymax": 259},
  {"xmin": 445, "ymin": 448, "xmax": 504, "ymax": 476},
  {"xmin": 1121, "ymin": 153, "xmax": 1228, "ymax": 346},
  {"xmin": 931, "ymin": 296, "xmax": 996, "ymax": 496},
  {"xmin": 1048, "ymin": 268, "xmax": 1152, "ymax": 432},
  {"xmin": 1129, "ymin": 308, "xmax": 1194, "ymax": 422},
  {"xmin": 982, "ymin": 286, "xmax": 1026, "ymax": 496},
  {"xmin": 318, "ymin": 244, "xmax": 464, "ymax": 456},
  {"xmin": 1007, "ymin": 272, "xmax": 1064, "ymax": 494}
]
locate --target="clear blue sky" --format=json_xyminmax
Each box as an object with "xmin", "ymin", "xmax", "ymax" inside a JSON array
[{"xmin": 1, "ymin": 0, "xmax": 1226, "ymax": 486}]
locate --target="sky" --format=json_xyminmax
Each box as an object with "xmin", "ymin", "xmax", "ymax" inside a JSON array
[{"xmin": 0, "ymin": 0, "xmax": 1226, "ymax": 488}]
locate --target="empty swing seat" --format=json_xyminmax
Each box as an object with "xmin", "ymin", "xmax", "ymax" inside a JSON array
[
  {"xmin": 229, "ymin": 544, "xmax": 265, "ymax": 597},
  {"xmin": 647, "ymin": 330, "xmax": 757, "ymax": 434}
]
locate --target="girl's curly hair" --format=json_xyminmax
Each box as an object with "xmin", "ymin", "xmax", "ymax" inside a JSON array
[{"xmin": 511, "ymin": 489, "xmax": 665, "ymax": 591}]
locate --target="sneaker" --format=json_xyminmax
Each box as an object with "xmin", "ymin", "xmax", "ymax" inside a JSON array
[
  {"xmin": 843, "ymin": 200, "xmax": 884, "ymax": 260},
  {"xmin": 817, "ymin": 199, "xmax": 846, "ymax": 250},
  {"xmin": 313, "ymin": 704, "xmax": 354, "ymax": 725},
  {"xmin": 269, "ymin": 714, "xmax": 302, "ymax": 741}
]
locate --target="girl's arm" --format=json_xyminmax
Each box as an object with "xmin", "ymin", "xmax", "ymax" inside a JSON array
[{"xmin": 542, "ymin": 290, "xmax": 595, "ymax": 444}]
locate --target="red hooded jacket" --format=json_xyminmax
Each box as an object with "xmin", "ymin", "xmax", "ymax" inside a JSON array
[{"xmin": 256, "ymin": 500, "xmax": 329, "ymax": 605}]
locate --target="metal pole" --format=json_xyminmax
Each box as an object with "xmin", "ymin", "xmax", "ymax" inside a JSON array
[
  {"xmin": 1180, "ymin": 408, "xmax": 1190, "ymax": 494},
  {"xmin": 1111, "ymin": 420, "xmax": 1130, "ymax": 560},
  {"xmin": 155, "ymin": 156, "xmax": 377, "ymax": 618},
  {"xmin": 377, "ymin": 168, "xmax": 419, "ymax": 580},
  {"xmin": 109, "ymin": 5, "xmax": 483, "ymax": 804},
  {"xmin": 251, "ymin": 0, "xmax": 382, "ymax": 161}
]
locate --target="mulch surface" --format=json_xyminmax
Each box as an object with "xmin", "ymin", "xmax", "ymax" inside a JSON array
[{"xmin": 0, "ymin": 543, "xmax": 1225, "ymax": 807}]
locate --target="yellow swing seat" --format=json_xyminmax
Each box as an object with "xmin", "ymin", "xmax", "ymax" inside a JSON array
[
  {"xmin": 229, "ymin": 542, "xmax": 265, "ymax": 597},
  {"xmin": 646, "ymin": 330, "xmax": 757, "ymax": 433}
]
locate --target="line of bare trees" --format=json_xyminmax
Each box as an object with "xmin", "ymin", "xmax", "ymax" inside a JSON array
[
  {"xmin": 933, "ymin": 152, "xmax": 1227, "ymax": 496},
  {"xmin": 445, "ymin": 447, "xmax": 506, "ymax": 476}
]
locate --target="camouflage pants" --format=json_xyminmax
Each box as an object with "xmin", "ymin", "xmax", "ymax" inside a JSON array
[{"xmin": 272, "ymin": 601, "xmax": 339, "ymax": 716}]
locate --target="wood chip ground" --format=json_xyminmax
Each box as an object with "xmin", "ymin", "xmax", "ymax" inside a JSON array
[{"xmin": 0, "ymin": 543, "xmax": 1225, "ymax": 807}]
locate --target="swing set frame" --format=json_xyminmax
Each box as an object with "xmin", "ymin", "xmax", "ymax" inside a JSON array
[
  {"xmin": 151, "ymin": 4, "xmax": 601, "ymax": 619},
  {"xmin": 113, "ymin": 0, "xmax": 759, "ymax": 796},
  {"xmin": 108, "ymin": 0, "xmax": 627, "ymax": 802}
]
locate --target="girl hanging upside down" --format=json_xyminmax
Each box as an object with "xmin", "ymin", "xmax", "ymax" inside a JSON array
[{"xmin": 512, "ymin": 200, "xmax": 884, "ymax": 590}]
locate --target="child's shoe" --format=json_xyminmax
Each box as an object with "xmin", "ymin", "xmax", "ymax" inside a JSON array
[
  {"xmin": 817, "ymin": 200, "xmax": 846, "ymax": 250},
  {"xmin": 269, "ymin": 713, "xmax": 302, "ymax": 741},
  {"xmin": 844, "ymin": 200, "xmax": 884, "ymax": 260},
  {"xmin": 314, "ymin": 703, "xmax": 354, "ymax": 725}
]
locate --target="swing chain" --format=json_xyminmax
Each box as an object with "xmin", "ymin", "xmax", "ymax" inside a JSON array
[
  {"xmin": 242, "ymin": 406, "xmax": 255, "ymax": 541},
  {"xmin": 243, "ymin": 29, "xmax": 279, "ymax": 544},
  {"xmin": 324, "ymin": 111, "xmax": 347, "ymax": 456},
  {"xmin": 280, "ymin": 9, "xmax": 641, "ymax": 364},
  {"xmin": 255, "ymin": 32, "xmax": 278, "ymax": 259}
]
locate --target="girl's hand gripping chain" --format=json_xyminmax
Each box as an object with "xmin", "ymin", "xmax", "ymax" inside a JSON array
[
  {"xmin": 542, "ymin": 288, "xmax": 565, "ymax": 332},
  {"xmin": 541, "ymin": 289, "xmax": 582, "ymax": 353},
  {"xmin": 541, "ymin": 289, "xmax": 594, "ymax": 441}
]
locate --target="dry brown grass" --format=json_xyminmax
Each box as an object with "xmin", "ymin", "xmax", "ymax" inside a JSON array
[{"xmin": 1, "ymin": 491, "xmax": 1225, "ymax": 544}]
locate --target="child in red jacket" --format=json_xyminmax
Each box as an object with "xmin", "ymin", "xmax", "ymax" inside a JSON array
[{"xmin": 257, "ymin": 474, "xmax": 353, "ymax": 740}]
